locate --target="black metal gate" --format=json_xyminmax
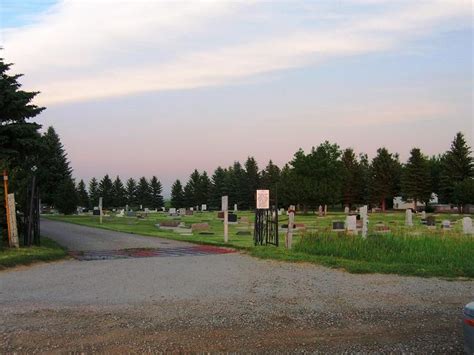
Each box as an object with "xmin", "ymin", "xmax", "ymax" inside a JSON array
[{"xmin": 254, "ymin": 205, "xmax": 278, "ymax": 246}]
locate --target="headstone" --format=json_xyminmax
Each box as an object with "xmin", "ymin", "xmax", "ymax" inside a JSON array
[
  {"xmin": 217, "ymin": 211, "xmax": 225, "ymax": 219},
  {"xmin": 441, "ymin": 220, "xmax": 451, "ymax": 229},
  {"xmin": 324, "ymin": 204, "xmax": 328, "ymax": 216},
  {"xmin": 140, "ymin": 204, "xmax": 143, "ymax": 210},
  {"xmin": 201, "ymin": 204, "xmax": 207, "ymax": 211},
  {"xmin": 117, "ymin": 209, "xmax": 125, "ymax": 218},
  {"xmin": 93, "ymin": 208, "xmax": 100, "ymax": 216},
  {"xmin": 346, "ymin": 215, "xmax": 357, "ymax": 234},
  {"xmin": 190, "ymin": 207, "xmax": 194, "ymax": 211},
  {"xmin": 161, "ymin": 207, "xmax": 166, "ymax": 212},
  {"xmin": 185, "ymin": 210, "xmax": 194, "ymax": 216},
  {"xmin": 159, "ymin": 220, "xmax": 181, "ymax": 228},
  {"xmin": 421, "ymin": 211, "xmax": 426, "ymax": 219},
  {"xmin": 179, "ymin": 208, "xmax": 186, "ymax": 216},
  {"xmin": 192, "ymin": 223, "xmax": 210, "ymax": 232},
  {"xmin": 426, "ymin": 216, "xmax": 436, "ymax": 227},
  {"xmin": 318, "ymin": 205, "xmax": 323, "ymax": 217},
  {"xmin": 240, "ymin": 216, "xmax": 250, "ymax": 224},
  {"xmin": 169, "ymin": 207, "xmax": 177, "ymax": 215},
  {"xmin": 344, "ymin": 206, "xmax": 349, "ymax": 215},
  {"xmin": 125, "ymin": 204, "xmax": 129, "ymax": 212},
  {"xmin": 332, "ymin": 221, "xmax": 345, "ymax": 231},
  {"xmin": 228, "ymin": 213, "xmax": 238, "ymax": 223},
  {"xmin": 234, "ymin": 204, "xmax": 238, "ymax": 212},
  {"xmin": 462, "ymin": 217, "xmax": 473, "ymax": 234},
  {"xmin": 405, "ymin": 209, "xmax": 413, "ymax": 227}
]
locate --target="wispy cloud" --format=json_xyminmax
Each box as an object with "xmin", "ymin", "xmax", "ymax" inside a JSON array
[{"xmin": 1, "ymin": 0, "xmax": 471, "ymax": 105}]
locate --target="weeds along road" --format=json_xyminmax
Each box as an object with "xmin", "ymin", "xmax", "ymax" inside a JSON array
[{"xmin": 1, "ymin": 219, "xmax": 472, "ymax": 352}]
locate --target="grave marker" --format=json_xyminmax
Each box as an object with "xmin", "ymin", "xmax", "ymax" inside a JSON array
[
  {"xmin": 99, "ymin": 197, "xmax": 103, "ymax": 224},
  {"xmin": 344, "ymin": 206, "xmax": 349, "ymax": 215},
  {"xmin": 346, "ymin": 215, "xmax": 357, "ymax": 234},
  {"xmin": 360, "ymin": 205, "xmax": 368, "ymax": 238},
  {"xmin": 463, "ymin": 217, "xmax": 473, "ymax": 234},
  {"xmin": 7, "ymin": 193, "xmax": 19, "ymax": 248},
  {"xmin": 405, "ymin": 209, "xmax": 413, "ymax": 227},
  {"xmin": 201, "ymin": 204, "xmax": 207, "ymax": 211}
]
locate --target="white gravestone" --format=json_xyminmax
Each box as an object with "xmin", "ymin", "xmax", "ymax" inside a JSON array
[
  {"xmin": 318, "ymin": 205, "xmax": 323, "ymax": 217},
  {"xmin": 421, "ymin": 211, "xmax": 426, "ymax": 219},
  {"xmin": 234, "ymin": 203, "xmax": 238, "ymax": 212},
  {"xmin": 324, "ymin": 204, "xmax": 328, "ymax": 216},
  {"xmin": 117, "ymin": 209, "xmax": 125, "ymax": 218},
  {"xmin": 405, "ymin": 209, "xmax": 413, "ymax": 227},
  {"xmin": 201, "ymin": 204, "xmax": 207, "ymax": 211},
  {"xmin": 169, "ymin": 208, "xmax": 176, "ymax": 215},
  {"xmin": 179, "ymin": 208, "xmax": 186, "ymax": 216},
  {"xmin": 344, "ymin": 206, "xmax": 349, "ymax": 215},
  {"xmin": 463, "ymin": 217, "xmax": 473, "ymax": 234},
  {"xmin": 346, "ymin": 215, "xmax": 357, "ymax": 234}
]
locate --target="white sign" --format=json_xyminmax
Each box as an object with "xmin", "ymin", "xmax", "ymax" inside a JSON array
[
  {"xmin": 256, "ymin": 190, "xmax": 270, "ymax": 209},
  {"xmin": 221, "ymin": 196, "xmax": 228, "ymax": 211}
]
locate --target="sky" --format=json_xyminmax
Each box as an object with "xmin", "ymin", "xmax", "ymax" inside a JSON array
[{"xmin": 0, "ymin": 0, "xmax": 472, "ymax": 197}]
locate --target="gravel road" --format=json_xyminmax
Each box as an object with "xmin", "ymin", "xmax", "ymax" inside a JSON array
[{"xmin": 1, "ymin": 219, "xmax": 473, "ymax": 353}]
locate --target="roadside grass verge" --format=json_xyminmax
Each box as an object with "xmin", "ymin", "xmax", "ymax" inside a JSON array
[
  {"xmin": 43, "ymin": 213, "xmax": 474, "ymax": 278},
  {"xmin": 0, "ymin": 237, "xmax": 68, "ymax": 270}
]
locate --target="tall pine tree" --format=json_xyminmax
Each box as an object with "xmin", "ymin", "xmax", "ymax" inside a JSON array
[
  {"xmin": 98, "ymin": 174, "xmax": 113, "ymax": 208},
  {"xmin": 125, "ymin": 178, "xmax": 137, "ymax": 207},
  {"xmin": 111, "ymin": 176, "xmax": 126, "ymax": 208},
  {"xmin": 149, "ymin": 176, "xmax": 164, "ymax": 209},
  {"xmin": 88, "ymin": 177, "xmax": 99, "ymax": 208},
  {"xmin": 370, "ymin": 148, "xmax": 401, "ymax": 211},
  {"xmin": 76, "ymin": 179, "xmax": 89, "ymax": 208},
  {"xmin": 440, "ymin": 132, "xmax": 473, "ymax": 203},
  {"xmin": 170, "ymin": 179, "xmax": 184, "ymax": 208},
  {"xmin": 136, "ymin": 177, "xmax": 151, "ymax": 208},
  {"xmin": 401, "ymin": 148, "xmax": 432, "ymax": 209}
]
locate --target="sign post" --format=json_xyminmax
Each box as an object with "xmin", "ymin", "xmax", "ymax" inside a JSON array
[
  {"xmin": 286, "ymin": 205, "xmax": 295, "ymax": 249},
  {"xmin": 99, "ymin": 197, "xmax": 103, "ymax": 224},
  {"xmin": 222, "ymin": 196, "xmax": 228, "ymax": 243}
]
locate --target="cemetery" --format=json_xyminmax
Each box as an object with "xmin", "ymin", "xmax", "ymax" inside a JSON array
[{"xmin": 46, "ymin": 207, "xmax": 474, "ymax": 278}]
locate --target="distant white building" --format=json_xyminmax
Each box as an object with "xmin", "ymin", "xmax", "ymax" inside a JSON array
[{"xmin": 393, "ymin": 193, "xmax": 438, "ymax": 210}]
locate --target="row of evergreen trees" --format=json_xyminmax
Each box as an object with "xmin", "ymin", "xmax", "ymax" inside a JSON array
[
  {"xmin": 171, "ymin": 133, "xmax": 473, "ymax": 211},
  {"xmin": 77, "ymin": 175, "xmax": 164, "ymax": 210}
]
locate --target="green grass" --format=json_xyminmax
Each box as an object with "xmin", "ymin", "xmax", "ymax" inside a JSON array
[
  {"xmin": 43, "ymin": 211, "xmax": 474, "ymax": 278},
  {"xmin": 0, "ymin": 237, "xmax": 68, "ymax": 270}
]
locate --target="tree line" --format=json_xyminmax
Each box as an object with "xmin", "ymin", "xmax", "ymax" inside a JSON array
[
  {"xmin": 171, "ymin": 134, "xmax": 473, "ymax": 212},
  {"xmin": 77, "ymin": 175, "xmax": 164, "ymax": 210}
]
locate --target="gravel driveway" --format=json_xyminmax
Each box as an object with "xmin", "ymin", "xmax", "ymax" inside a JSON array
[{"xmin": 1, "ymin": 220, "xmax": 473, "ymax": 352}]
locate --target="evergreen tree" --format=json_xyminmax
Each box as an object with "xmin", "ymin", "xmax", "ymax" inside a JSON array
[
  {"xmin": 55, "ymin": 178, "xmax": 78, "ymax": 215},
  {"xmin": 401, "ymin": 148, "xmax": 432, "ymax": 208},
  {"xmin": 227, "ymin": 162, "xmax": 246, "ymax": 209},
  {"xmin": 37, "ymin": 127, "xmax": 73, "ymax": 206},
  {"xmin": 440, "ymin": 132, "xmax": 474, "ymax": 203},
  {"xmin": 244, "ymin": 157, "xmax": 260, "ymax": 209},
  {"xmin": 149, "ymin": 176, "xmax": 164, "ymax": 209},
  {"xmin": 196, "ymin": 171, "xmax": 211, "ymax": 207},
  {"xmin": 341, "ymin": 148, "xmax": 359, "ymax": 209},
  {"xmin": 370, "ymin": 148, "xmax": 401, "ymax": 211},
  {"xmin": 210, "ymin": 167, "xmax": 228, "ymax": 209},
  {"xmin": 183, "ymin": 181, "xmax": 194, "ymax": 208},
  {"xmin": 88, "ymin": 177, "xmax": 99, "ymax": 208},
  {"xmin": 76, "ymin": 179, "xmax": 89, "ymax": 208},
  {"xmin": 452, "ymin": 179, "xmax": 474, "ymax": 210},
  {"xmin": 136, "ymin": 177, "xmax": 152, "ymax": 208},
  {"xmin": 357, "ymin": 153, "xmax": 371, "ymax": 205},
  {"xmin": 125, "ymin": 178, "xmax": 137, "ymax": 207},
  {"xmin": 170, "ymin": 179, "xmax": 184, "ymax": 208},
  {"xmin": 98, "ymin": 174, "xmax": 113, "ymax": 208},
  {"xmin": 428, "ymin": 155, "xmax": 443, "ymax": 198},
  {"xmin": 0, "ymin": 56, "xmax": 44, "ymax": 166},
  {"xmin": 111, "ymin": 176, "xmax": 126, "ymax": 208},
  {"xmin": 278, "ymin": 164, "xmax": 300, "ymax": 208}
]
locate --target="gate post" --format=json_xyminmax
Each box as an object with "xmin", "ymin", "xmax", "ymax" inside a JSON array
[{"xmin": 286, "ymin": 205, "xmax": 295, "ymax": 249}]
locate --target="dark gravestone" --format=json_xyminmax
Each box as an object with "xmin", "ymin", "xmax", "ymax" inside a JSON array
[
  {"xmin": 217, "ymin": 211, "xmax": 225, "ymax": 219},
  {"xmin": 236, "ymin": 231, "xmax": 251, "ymax": 236},
  {"xmin": 426, "ymin": 216, "xmax": 436, "ymax": 226},
  {"xmin": 332, "ymin": 221, "xmax": 345, "ymax": 230},
  {"xmin": 93, "ymin": 210, "xmax": 100, "ymax": 216},
  {"xmin": 160, "ymin": 220, "xmax": 181, "ymax": 227},
  {"xmin": 228, "ymin": 213, "xmax": 237, "ymax": 223}
]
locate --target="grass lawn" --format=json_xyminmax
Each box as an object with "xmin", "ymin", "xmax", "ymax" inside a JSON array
[
  {"xmin": 0, "ymin": 237, "xmax": 68, "ymax": 270},
  {"xmin": 44, "ymin": 210, "xmax": 474, "ymax": 278}
]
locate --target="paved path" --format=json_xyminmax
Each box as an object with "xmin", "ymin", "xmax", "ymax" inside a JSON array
[
  {"xmin": 1, "ymin": 220, "xmax": 473, "ymax": 352},
  {"xmin": 41, "ymin": 218, "xmax": 192, "ymax": 251}
]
